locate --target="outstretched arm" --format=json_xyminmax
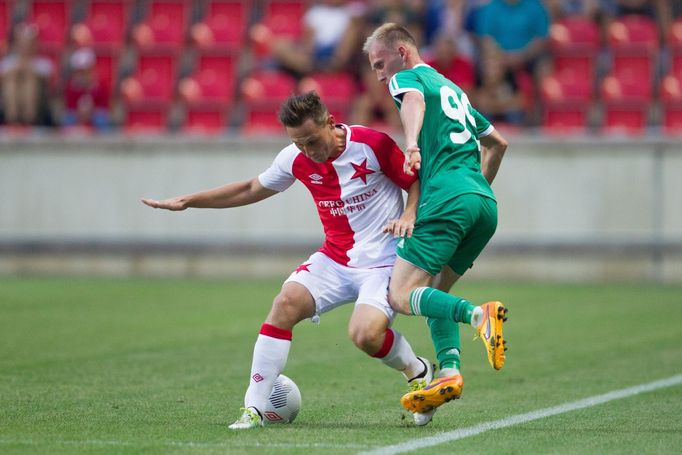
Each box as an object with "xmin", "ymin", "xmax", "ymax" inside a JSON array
[
  {"xmin": 399, "ymin": 91, "xmax": 426, "ymax": 175},
  {"xmin": 480, "ymin": 129, "xmax": 508, "ymax": 185},
  {"xmin": 141, "ymin": 178, "xmax": 278, "ymax": 211}
]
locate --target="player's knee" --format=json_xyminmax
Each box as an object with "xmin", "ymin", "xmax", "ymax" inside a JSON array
[
  {"xmin": 348, "ymin": 322, "xmax": 383, "ymax": 354},
  {"xmin": 268, "ymin": 292, "xmax": 307, "ymax": 329},
  {"xmin": 387, "ymin": 285, "xmax": 411, "ymax": 315}
]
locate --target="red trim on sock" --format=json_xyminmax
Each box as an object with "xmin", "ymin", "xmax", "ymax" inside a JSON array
[
  {"xmin": 372, "ymin": 328, "xmax": 395, "ymax": 358},
  {"xmin": 259, "ymin": 323, "xmax": 292, "ymax": 341}
]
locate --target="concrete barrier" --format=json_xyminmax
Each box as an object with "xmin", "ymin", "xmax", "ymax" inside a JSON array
[{"xmin": 1, "ymin": 134, "xmax": 680, "ymax": 282}]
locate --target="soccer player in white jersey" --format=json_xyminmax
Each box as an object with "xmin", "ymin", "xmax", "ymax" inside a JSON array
[{"xmin": 142, "ymin": 91, "xmax": 437, "ymax": 428}]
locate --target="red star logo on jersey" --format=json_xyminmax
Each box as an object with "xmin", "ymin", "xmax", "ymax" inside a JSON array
[
  {"xmin": 350, "ymin": 159, "xmax": 375, "ymax": 184},
  {"xmin": 295, "ymin": 263, "xmax": 311, "ymax": 273}
]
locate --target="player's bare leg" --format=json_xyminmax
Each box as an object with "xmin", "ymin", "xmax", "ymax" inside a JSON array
[
  {"xmin": 391, "ymin": 258, "xmax": 506, "ymax": 412},
  {"xmin": 230, "ymin": 282, "xmax": 315, "ymax": 430},
  {"xmin": 348, "ymin": 304, "xmax": 436, "ymax": 425}
]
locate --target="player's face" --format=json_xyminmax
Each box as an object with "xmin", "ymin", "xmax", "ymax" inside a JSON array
[
  {"xmin": 287, "ymin": 116, "xmax": 338, "ymax": 163},
  {"xmin": 367, "ymin": 41, "xmax": 405, "ymax": 85}
]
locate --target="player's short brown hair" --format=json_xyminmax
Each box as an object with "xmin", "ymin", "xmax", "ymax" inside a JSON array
[
  {"xmin": 278, "ymin": 91, "xmax": 329, "ymax": 128},
  {"xmin": 363, "ymin": 23, "xmax": 417, "ymax": 54}
]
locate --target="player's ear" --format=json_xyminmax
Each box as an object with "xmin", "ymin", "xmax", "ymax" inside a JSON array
[{"xmin": 327, "ymin": 114, "xmax": 336, "ymax": 127}]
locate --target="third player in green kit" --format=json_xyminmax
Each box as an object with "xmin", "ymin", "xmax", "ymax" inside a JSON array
[{"xmin": 365, "ymin": 23, "xmax": 509, "ymax": 423}]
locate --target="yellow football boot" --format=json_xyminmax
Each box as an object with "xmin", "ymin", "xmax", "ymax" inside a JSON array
[
  {"xmin": 400, "ymin": 374, "xmax": 464, "ymax": 414},
  {"xmin": 477, "ymin": 301, "xmax": 508, "ymax": 370}
]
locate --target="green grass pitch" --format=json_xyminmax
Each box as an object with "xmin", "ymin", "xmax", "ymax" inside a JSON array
[{"xmin": 1, "ymin": 278, "xmax": 681, "ymax": 454}]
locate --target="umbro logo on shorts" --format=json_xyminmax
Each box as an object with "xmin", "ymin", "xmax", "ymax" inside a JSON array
[{"xmin": 252, "ymin": 373, "xmax": 264, "ymax": 382}]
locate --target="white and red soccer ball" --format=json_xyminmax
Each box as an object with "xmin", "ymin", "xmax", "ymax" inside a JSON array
[{"xmin": 262, "ymin": 374, "xmax": 301, "ymax": 424}]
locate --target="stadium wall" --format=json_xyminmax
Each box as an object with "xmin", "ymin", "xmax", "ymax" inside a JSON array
[{"xmin": 1, "ymin": 135, "xmax": 680, "ymax": 282}]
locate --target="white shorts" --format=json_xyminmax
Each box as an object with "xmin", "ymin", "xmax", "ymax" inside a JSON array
[{"xmin": 284, "ymin": 252, "xmax": 396, "ymax": 323}]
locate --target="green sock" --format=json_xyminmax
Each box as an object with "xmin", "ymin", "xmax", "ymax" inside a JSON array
[
  {"xmin": 410, "ymin": 287, "xmax": 476, "ymax": 324},
  {"xmin": 426, "ymin": 317, "xmax": 461, "ymax": 371}
]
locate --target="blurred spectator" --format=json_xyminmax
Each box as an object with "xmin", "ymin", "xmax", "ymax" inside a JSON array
[
  {"xmin": 62, "ymin": 48, "xmax": 111, "ymax": 131},
  {"xmin": 255, "ymin": 0, "xmax": 365, "ymax": 76},
  {"xmin": 477, "ymin": 0, "xmax": 550, "ymax": 79},
  {"xmin": 601, "ymin": 0, "xmax": 665, "ymax": 18},
  {"xmin": 350, "ymin": 66, "xmax": 402, "ymax": 130},
  {"xmin": 365, "ymin": 0, "xmax": 425, "ymax": 47},
  {"xmin": 0, "ymin": 23, "xmax": 54, "ymax": 126},
  {"xmin": 424, "ymin": 0, "xmax": 475, "ymax": 56},
  {"xmin": 544, "ymin": 0, "xmax": 599, "ymax": 20},
  {"xmin": 601, "ymin": 0, "xmax": 668, "ymax": 43},
  {"xmin": 474, "ymin": 50, "xmax": 525, "ymax": 125},
  {"xmin": 661, "ymin": 1, "xmax": 682, "ymax": 42},
  {"xmin": 424, "ymin": 33, "xmax": 475, "ymax": 91}
]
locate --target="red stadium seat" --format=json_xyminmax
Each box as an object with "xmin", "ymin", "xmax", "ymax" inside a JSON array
[
  {"xmin": 132, "ymin": 0, "xmax": 190, "ymax": 49},
  {"xmin": 27, "ymin": 0, "xmax": 71, "ymax": 52},
  {"xmin": 124, "ymin": 105, "xmax": 168, "ymax": 132},
  {"xmin": 298, "ymin": 72, "xmax": 355, "ymax": 104},
  {"xmin": 671, "ymin": 54, "xmax": 682, "ymax": 80},
  {"xmin": 262, "ymin": 0, "xmax": 306, "ymax": 39},
  {"xmin": 241, "ymin": 70, "xmax": 297, "ymax": 134},
  {"xmin": 243, "ymin": 109, "xmax": 285, "ymax": 134},
  {"xmin": 603, "ymin": 106, "xmax": 647, "ymax": 135},
  {"xmin": 249, "ymin": 1, "xmax": 307, "ymax": 57},
  {"xmin": 72, "ymin": 0, "xmax": 132, "ymax": 49},
  {"xmin": 601, "ymin": 70, "xmax": 649, "ymax": 135},
  {"xmin": 192, "ymin": 1, "xmax": 251, "ymax": 51},
  {"xmin": 607, "ymin": 15, "xmax": 658, "ymax": 48},
  {"xmin": 183, "ymin": 105, "xmax": 229, "ymax": 134},
  {"xmin": 668, "ymin": 19, "xmax": 682, "ymax": 80},
  {"xmin": 181, "ymin": 51, "xmax": 236, "ymax": 104},
  {"xmin": 550, "ymin": 16, "xmax": 600, "ymax": 48},
  {"xmin": 121, "ymin": 52, "xmax": 177, "ymax": 102},
  {"xmin": 92, "ymin": 50, "xmax": 119, "ymax": 101},
  {"xmin": 543, "ymin": 107, "xmax": 588, "ymax": 133},
  {"xmin": 241, "ymin": 70, "xmax": 296, "ymax": 103},
  {"xmin": 661, "ymin": 74, "xmax": 682, "ymax": 135},
  {"xmin": 549, "ymin": 17, "xmax": 600, "ymax": 78},
  {"xmin": 298, "ymin": 72, "xmax": 356, "ymax": 122},
  {"xmin": 0, "ymin": 1, "xmax": 10, "ymax": 55},
  {"xmin": 601, "ymin": 72, "xmax": 651, "ymax": 102},
  {"xmin": 669, "ymin": 18, "xmax": 682, "ymax": 50},
  {"xmin": 540, "ymin": 71, "xmax": 592, "ymax": 134},
  {"xmin": 607, "ymin": 15, "xmax": 658, "ymax": 87},
  {"xmin": 541, "ymin": 70, "xmax": 592, "ymax": 102}
]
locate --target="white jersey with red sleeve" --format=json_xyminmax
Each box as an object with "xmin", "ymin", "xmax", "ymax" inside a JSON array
[{"xmin": 258, "ymin": 124, "xmax": 416, "ymax": 268}]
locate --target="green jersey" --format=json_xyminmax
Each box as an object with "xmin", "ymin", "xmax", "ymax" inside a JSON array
[{"xmin": 389, "ymin": 64, "xmax": 495, "ymax": 202}]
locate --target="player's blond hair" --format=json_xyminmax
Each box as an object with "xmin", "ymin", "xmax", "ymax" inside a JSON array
[
  {"xmin": 363, "ymin": 23, "xmax": 417, "ymax": 54},
  {"xmin": 278, "ymin": 91, "xmax": 329, "ymax": 127}
]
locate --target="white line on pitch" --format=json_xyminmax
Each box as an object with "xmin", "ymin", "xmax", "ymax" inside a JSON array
[
  {"xmin": 0, "ymin": 439, "xmax": 369, "ymax": 450},
  {"xmin": 359, "ymin": 374, "xmax": 682, "ymax": 455}
]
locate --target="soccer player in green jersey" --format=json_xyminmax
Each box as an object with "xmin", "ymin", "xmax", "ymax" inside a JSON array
[{"xmin": 364, "ymin": 23, "xmax": 510, "ymax": 419}]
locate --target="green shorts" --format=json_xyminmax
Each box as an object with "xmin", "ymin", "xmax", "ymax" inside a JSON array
[{"xmin": 396, "ymin": 193, "xmax": 497, "ymax": 276}]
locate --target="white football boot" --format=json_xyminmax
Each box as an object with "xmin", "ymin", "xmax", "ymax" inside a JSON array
[
  {"xmin": 228, "ymin": 407, "xmax": 263, "ymax": 430},
  {"xmin": 407, "ymin": 357, "xmax": 436, "ymax": 426}
]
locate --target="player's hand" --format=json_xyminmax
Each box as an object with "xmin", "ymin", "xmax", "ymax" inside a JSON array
[
  {"xmin": 141, "ymin": 197, "xmax": 187, "ymax": 211},
  {"xmin": 403, "ymin": 145, "xmax": 421, "ymax": 176},
  {"xmin": 383, "ymin": 218, "xmax": 414, "ymax": 238}
]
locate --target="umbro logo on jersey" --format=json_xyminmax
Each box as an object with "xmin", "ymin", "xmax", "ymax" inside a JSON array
[{"xmin": 309, "ymin": 173, "xmax": 323, "ymax": 184}]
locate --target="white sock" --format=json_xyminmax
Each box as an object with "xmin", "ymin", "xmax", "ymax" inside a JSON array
[
  {"xmin": 243, "ymin": 324, "xmax": 292, "ymax": 413},
  {"xmin": 438, "ymin": 367, "xmax": 461, "ymax": 378},
  {"xmin": 374, "ymin": 328, "xmax": 424, "ymax": 381},
  {"xmin": 471, "ymin": 306, "xmax": 484, "ymax": 328}
]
